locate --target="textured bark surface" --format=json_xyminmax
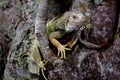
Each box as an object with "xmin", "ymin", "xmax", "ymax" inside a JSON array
[
  {"xmin": 0, "ymin": 0, "xmax": 119, "ymax": 80},
  {"xmin": 1, "ymin": 0, "xmax": 38, "ymax": 79},
  {"xmin": 35, "ymin": 0, "xmax": 55, "ymax": 63},
  {"xmin": 47, "ymin": 0, "xmax": 120, "ymax": 80}
]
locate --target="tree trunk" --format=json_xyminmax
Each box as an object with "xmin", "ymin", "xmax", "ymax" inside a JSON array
[{"xmin": 1, "ymin": 0, "xmax": 120, "ymax": 80}]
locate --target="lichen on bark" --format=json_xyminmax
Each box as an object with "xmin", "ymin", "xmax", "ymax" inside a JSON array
[{"xmin": 2, "ymin": 0, "xmax": 120, "ymax": 80}]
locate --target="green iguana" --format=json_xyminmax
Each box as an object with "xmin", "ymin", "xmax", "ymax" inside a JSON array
[
  {"xmin": 46, "ymin": 11, "xmax": 86, "ymax": 59},
  {"xmin": 27, "ymin": 37, "xmax": 48, "ymax": 80},
  {"xmin": 46, "ymin": 10, "xmax": 101, "ymax": 59}
]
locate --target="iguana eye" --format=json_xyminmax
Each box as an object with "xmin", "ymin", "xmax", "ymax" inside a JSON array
[{"xmin": 72, "ymin": 15, "xmax": 78, "ymax": 19}]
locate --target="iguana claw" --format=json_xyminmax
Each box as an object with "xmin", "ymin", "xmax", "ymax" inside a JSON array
[{"xmin": 57, "ymin": 44, "xmax": 71, "ymax": 59}]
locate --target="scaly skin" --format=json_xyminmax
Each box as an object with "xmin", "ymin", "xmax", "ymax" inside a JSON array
[
  {"xmin": 28, "ymin": 37, "xmax": 48, "ymax": 80},
  {"xmin": 79, "ymin": 23, "xmax": 101, "ymax": 48},
  {"xmin": 46, "ymin": 11, "xmax": 86, "ymax": 59}
]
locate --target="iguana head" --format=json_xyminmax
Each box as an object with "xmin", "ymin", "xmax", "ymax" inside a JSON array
[{"xmin": 65, "ymin": 11, "xmax": 86, "ymax": 33}]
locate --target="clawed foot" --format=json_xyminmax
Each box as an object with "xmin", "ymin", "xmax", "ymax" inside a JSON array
[
  {"xmin": 38, "ymin": 60, "xmax": 48, "ymax": 70},
  {"xmin": 38, "ymin": 60, "xmax": 48, "ymax": 80},
  {"xmin": 57, "ymin": 44, "xmax": 71, "ymax": 59}
]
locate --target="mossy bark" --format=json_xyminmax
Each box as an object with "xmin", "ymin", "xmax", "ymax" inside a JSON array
[{"xmin": 1, "ymin": 0, "xmax": 120, "ymax": 80}]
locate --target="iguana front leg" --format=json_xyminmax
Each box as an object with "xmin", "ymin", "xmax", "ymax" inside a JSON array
[{"xmin": 49, "ymin": 31, "xmax": 71, "ymax": 59}]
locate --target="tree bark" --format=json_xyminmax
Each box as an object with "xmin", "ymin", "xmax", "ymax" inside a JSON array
[
  {"xmin": 1, "ymin": 0, "xmax": 120, "ymax": 80},
  {"xmin": 35, "ymin": 0, "xmax": 56, "ymax": 63}
]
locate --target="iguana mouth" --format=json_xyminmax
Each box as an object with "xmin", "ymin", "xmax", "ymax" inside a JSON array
[{"xmin": 65, "ymin": 25, "xmax": 74, "ymax": 33}]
